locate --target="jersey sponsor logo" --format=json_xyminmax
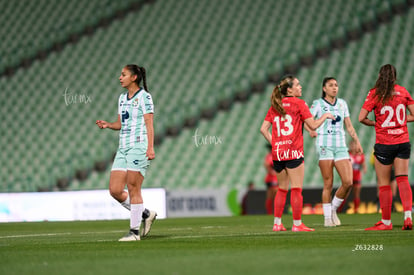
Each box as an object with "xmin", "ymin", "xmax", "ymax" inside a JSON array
[
  {"xmin": 274, "ymin": 140, "xmax": 293, "ymax": 146},
  {"xmin": 387, "ymin": 129, "xmax": 404, "ymax": 135},
  {"xmin": 331, "ymin": 115, "xmax": 341, "ymax": 125},
  {"xmin": 274, "ymin": 144, "xmax": 304, "ymax": 161}
]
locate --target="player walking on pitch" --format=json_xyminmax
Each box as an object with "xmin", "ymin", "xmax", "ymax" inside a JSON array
[
  {"xmin": 96, "ymin": 64, "xmax": 157, "ymax": 241},
  {"xmin": 359, "ymin": 64, "xmax": 414, "ymax": 230},
  {"xmin": 260, "ymin": 75, "xmax": 334, "ymax": 232},
  {"xmin": 308, "ymin": 77, "xmax": 363, "ymax": 227}
]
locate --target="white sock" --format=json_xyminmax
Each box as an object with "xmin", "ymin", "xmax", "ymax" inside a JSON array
[
  {"xmin": 293, "ymin": 220, "xmax": 302, "ymax": 226},
  {"xmin": 331, "ymin": 196, "xmax": 344, "ymax": 211},
  {"xmin": 121, "ymin": 196, "xmax": 130, "ymax": 210},
  {"xmin": 323, "ymin": 203, "xmax": 332, "ymax": 219},
  {"xmin": 381, "ymin": 219, "xmax": 391, "ymax": 226},
  {"xmin": 404, "ymin": 211, "xmax": 412, "ymax": 220},
  {"xmin": 130, "ymin": 204, "xmax": 144, "ymax": 230},
  {"xmin": 274, "ymin": 217, "xmax": 282, "ymax": 225}
]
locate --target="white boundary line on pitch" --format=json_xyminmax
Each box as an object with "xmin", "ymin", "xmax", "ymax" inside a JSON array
[
  {"xmin": 0, "ymin": 230, "xmax": 125, "ymax": 239},
  {"xmin": 0, "ymin": 227, "xmax": 365, "ymax": 240}
]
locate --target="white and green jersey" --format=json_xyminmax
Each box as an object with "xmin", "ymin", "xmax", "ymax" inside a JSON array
[
  {"xmin": 117, "ymin": 88, "xmax": 154, "ymax": 149},
  {"xmin": 310, "ymin": 98, "xmax": 349, "ymax": 147}
]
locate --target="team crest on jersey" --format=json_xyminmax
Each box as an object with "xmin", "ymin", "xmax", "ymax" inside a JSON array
[{"xmin": 132, "ymin": 98, "xmax": 139, "ymax": 107}]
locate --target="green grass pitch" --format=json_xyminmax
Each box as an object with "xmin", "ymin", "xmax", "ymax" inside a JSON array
[{"xmin": 1, "ymin": 213, "xmax": 413, "ymax": 275}]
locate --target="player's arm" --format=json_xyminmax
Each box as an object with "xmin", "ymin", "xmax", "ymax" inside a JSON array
[
  {"xmin": 362, "ymin": 156, "xmax": 367, "ymax": 174},
  {"xmin": 358, "ymin": 108, "xmax": 375, "ymax": 126},
  {"xmin": 304, "ymin": 113, "xmax": 334, "ymax": 130},
  {"xmin": 344, "ymin": 117, "xmax": 363, "ymax": 153},
  {"xmin": 144, "ymin": 113, "xmax": 155, "ymax": 160},
  {"xmin": 407, "ymin": 104, "xmax": 414, "ymax": 122},
  {"xmin": 304, "ymin": 123, "xmax": 317, "ymax": 138},
  {"xmin": 260, "ymin": 120, "xmax": 272, "ymax": 144},
  {"xmin": 96, "ymin": 115, "xmax": 121, "ymax": 130}
]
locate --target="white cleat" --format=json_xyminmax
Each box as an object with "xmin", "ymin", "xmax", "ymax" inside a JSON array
[
  {"xmin": 141, "ymin": 210, "xmax": 157, "ymax": 237},
  {"xmin": 119, "ymin": 230, "xmax": 140, "ymax": 242},
  {"xmin": 324, "ymin": 219, "xmax": 336, "ymax": 227},
  {"xmin": 332, "ymin": 210, "xmax": 341, "ymax": 226}
]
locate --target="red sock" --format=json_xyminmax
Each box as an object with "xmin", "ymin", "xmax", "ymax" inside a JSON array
[
  {"xmin": 337, "ymin": 199, "xmax": 346, "ymax": 213},
  {"xmin": 274, "ymin": 188, "xmax": 288, "ymax": 218},
  {"xmin": 291, "ymin": 188, "xmax": 303, "ymax": 220},
  {"xmin": 379, "ymin": 185, "xmax": 392, "ymax": 220},
  {"xmin": 354, "ymin": 198, "xmax": 360, "ymax": 213},
  {"xmin": 396, "ymin": 176, "xmax": 413, "ymax": 212},
  {"xmin": 265, "ymin": 199, "xmax": 273, "ymax": 215}
]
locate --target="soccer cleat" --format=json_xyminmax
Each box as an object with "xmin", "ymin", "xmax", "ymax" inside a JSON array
[
  {"xmin": 272, "ymin": 224, "xmax": 287, "ymax": 232},
  {"xmin": 119, "ymin": 230, "xmax": 140, "ymax": 242},
  {"xmin": 402, "ymin": 218, "xmax": 412, "ymax": 230},
  {"xmin": 141, "ymin": 210, "xmax": 157, "ymax": 237},
  {"xmin": 324, "ymin": 219, "xmax": 336, "ymax": 227},
  {"xmin": 365, "ymin": 221, "xmax": 393, "ymax": 231},
  {"xmin": 332, "ymin": 210, "xmax": 341, "ymax": 226},
  {"xmin": 292, "ymin": 223, "xmax": 315, "ymax": 232}
]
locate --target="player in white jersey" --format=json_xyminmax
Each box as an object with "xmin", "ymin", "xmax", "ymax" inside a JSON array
[
  {"xmin": 309, "ymin": 77, "xmax": 363, "ymax": 227},
  {"xmin": 96, "ymin": 64, "xmax": 157, "ymax": 241}
]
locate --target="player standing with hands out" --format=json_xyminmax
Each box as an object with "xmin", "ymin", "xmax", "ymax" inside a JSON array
[
  {"xmin": 359, "ymin": 64, "xmax": 414, "ymax": 230},
  {"xmin": 96, "ymin": 64, "xmax": 157, "ymax": 241},
  {"xmin": 308, "ymin": 77, "xmax": 363, "ymax": 227},
  {"xmin": 260, "ymin": 75, "xmax": 334, "ymax": 232}
]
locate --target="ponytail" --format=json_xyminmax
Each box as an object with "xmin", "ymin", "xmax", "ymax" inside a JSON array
[
  {"xmin": 270, "ymin": 75, "xmax": 295, "ymax": 116},
  {"xmin": 271, "ymin": 84, "xmax": 286, "ymax": 116},
  {"xmin": 138, "ymin": 66, "xmax": 149, "ymax": 92}
]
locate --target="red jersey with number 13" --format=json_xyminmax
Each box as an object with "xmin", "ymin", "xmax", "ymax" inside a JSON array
[
  {"xmin": 362, "ymin": 84, "xmax": 414, "ymax": 145},
  {"xmin": 265, "ymin": 96, "xmax": 313, "ymax": 161}
]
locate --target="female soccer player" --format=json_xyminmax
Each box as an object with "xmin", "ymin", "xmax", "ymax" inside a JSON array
[
  {"xmin": 309, "ymin": 77, "xmax": 363, "ymax": 227},
  {"xmin": 359, "ymin": 64, "xmax": 414, "ymax": 231},
  {"xmin": 349, "ymin": 139, "xmax": 367, "ymax": 213},
  {"xmin": 260, "ymin": 75, "xmax": 334, "ymax": 232},
  {"xmin": 96, "ymin": 64, "xmax": 157, "ymax": 241}
]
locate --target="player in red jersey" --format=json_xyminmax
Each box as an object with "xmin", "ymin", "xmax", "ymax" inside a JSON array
[
  {"xmin": 260, "ymin": 75, "xmax": 334, "ymax": 232},
  {"xmin": 264, "ymin": 144, "xmax": 278, "ymax": 214},
  {"xmin": 359, "ymin": 64, "xmax": 414, "ymax": 230},
  {"xmin": 349, "ymin": 140, "xmax": 367, "ymax": 213}
]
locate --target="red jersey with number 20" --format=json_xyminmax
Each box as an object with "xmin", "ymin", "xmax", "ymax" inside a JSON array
[
  {"xmin": 265, "ymin": 96, "xmax": 313, "ymax": 161},
  {"xmin": 362, "ymin": 84, "xmax": 414, "ymax": 145}
]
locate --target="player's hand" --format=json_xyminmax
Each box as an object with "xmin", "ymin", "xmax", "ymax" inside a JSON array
[
  {"xmin": 325, "ymin": 113, "xmax": 335, "ymax": 120},
  {"xmin": 96, "ymin": 120, "xmax": 108, "ymax": 129},
  {"xmin": 356, "ymin": 142, "xmax": 363, "ymax": 154},
  {"xmin": 146, "ymin": 148, "xmax": 155, "ymax": 160},
  {"xmin": 309, "ymin": 130, "xmax": 317, "ymax": 138}
]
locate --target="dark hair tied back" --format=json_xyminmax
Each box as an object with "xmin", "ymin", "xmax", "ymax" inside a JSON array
[{"xmin": 125, "ymin": 64, "xmax": 149, "ymax": 91}]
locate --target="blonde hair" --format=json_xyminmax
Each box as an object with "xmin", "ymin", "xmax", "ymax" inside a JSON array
[{"xmin": 271, "ymin": 75, "xmax": 295, "ymax": 116}]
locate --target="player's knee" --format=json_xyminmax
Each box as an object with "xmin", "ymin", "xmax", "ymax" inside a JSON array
[{"xmin": 109, "ymin": 186, "xmax": 123, "ymax": 200}]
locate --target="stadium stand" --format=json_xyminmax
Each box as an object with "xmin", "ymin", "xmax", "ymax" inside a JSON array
[{"xmin": 0, "ymin": 0, "xmax": 413, "ymax": 193}]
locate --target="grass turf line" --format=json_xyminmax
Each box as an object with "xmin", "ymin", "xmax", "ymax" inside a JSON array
[{"xmin": 0, "ymin": 213, "xmax": 413, "ymax": 275}]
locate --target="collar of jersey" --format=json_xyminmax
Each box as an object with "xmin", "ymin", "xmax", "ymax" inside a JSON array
[
  {"xmin": 322, "ymin": 97, "xmax": 337, "ymax": 106},
  {"xmin": 127, "ymin": 88, "xmax": 143, "ymax": 100}
]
